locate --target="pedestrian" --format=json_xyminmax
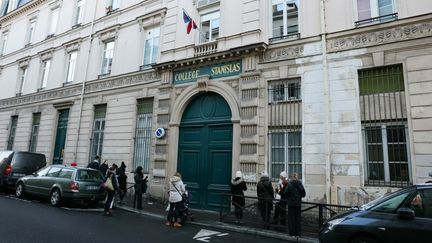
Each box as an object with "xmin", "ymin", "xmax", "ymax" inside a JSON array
[
  {"xmin": 104, "ymin": 164, "xmax": 119, "ymax": 216},
  {"xmin": 88, "ymin": 155, "xmax": 100, "ymax": 170},
  {"xmin": 117, "ymin": 161, "xmax": 128, "ymax": 204},
  {"xmin": 99, "ymin": 160, "xmax": 109, "ymax": 177},
  {"xmin": 273, "ymin": 171, "xmax": 288, "ymax": 230},
  {"xmin": 166, "ymin": 172, "xmax": 186, "ymax": 228},
  {"xmin": 134, "ymin": 166, "xmax": 148, "ymax": 210},
  {"xmin": 285, "ymin": 172, "xmax": 306, "ymax": 237},
  {"xmin": 231, "ymin": 170, "xmax": 247, "ymax": 224},
  {"xmin": 257, "ymin": 172, "xmax": 274, "ymax": 229}
]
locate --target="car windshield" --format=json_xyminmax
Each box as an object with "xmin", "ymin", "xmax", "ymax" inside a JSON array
[
  {"xmin": 360, "ymin": 188, "xmax": 413, "ymax": 211},
  {"xmin": 77, "ymin": 169, "xmax": 104, "ymax": 182}
]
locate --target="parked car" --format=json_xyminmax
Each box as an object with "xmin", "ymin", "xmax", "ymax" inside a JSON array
[
  {"xmin": 15, "ymin": 165, "xmax": 106, "ymax": 207},
  {"xmin": 319, "ymin": 184, "xmax": 432, "ymax": 243},
  {"xmin": 0, "ymin": 151, "xmax": 46, "ymax": 190}
]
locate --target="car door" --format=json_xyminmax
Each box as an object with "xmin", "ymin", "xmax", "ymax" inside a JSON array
[
  {"xmin": 41, "ymin": 167, "xmax": 62, "ymax": 196},
  {"xmin": 25, "ymin": 166, "xmax": 51, "ymax": 195}
]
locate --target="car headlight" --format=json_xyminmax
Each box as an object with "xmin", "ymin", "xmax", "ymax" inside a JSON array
[{"xmin": 326, "ymin": 217, "xmax": 346, "ymax": 231}]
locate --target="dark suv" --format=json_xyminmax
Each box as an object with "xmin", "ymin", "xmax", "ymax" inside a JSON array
[{"xmin": 0, "ymin": 151, "xmax": 46, "ymax": 190}]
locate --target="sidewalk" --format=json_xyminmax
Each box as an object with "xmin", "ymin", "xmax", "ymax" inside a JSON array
[{"xmin": 114, "ymin": 193, "xmax": 319, "ymax": 243}]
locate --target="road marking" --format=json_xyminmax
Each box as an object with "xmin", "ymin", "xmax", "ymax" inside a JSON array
[
  {"xmin": 61, "ymin": 207, "xmax": 104, "ymax": 212},
  {"xmin": 193, "ymin": 229, "xmax": 229, "ymax": 242}
]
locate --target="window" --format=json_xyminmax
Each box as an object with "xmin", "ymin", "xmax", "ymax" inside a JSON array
[
  {"xmin": 1, "ymin": 31, "xmax": 8, "ymax": 55},
  {"xmin": 7, "ymin": 0, "xmax": 18, "ymax": 13},
  {"xmin": 409, "ymin": 189, "xmax": 432, "ymax": 219},
  {"xmin": 7, "ymin": 116, "xmax": 18, "ymax": 150},
  {"xmin": 269, "ymin": 79, "xmax": 301, "ymax": 103},
  {"xmin": 48, "ymin": 8, "xmax": 60, "ymax": 36},
  {"xmin": 58, "ymin": 169, "xmax": 74, "ymax": 179},
  {"xmin": 356, "ymin": 0, "xmax": 394, "ymax": 22},
  {"xmin": 143, "ymin": 27, "xmax": 160, "ymax": 66},
  {"xmin": 28, "ymin": 113, "xmax": 41, "ymax": 153},
  {"xmin": 26, "ymin": 18, "xmax": 36, "ymax": 45},
  {"xmin": 40, "ymin": 59, "xmax": 51, "ymax": 89},
  {"xmin": 372, "ymin": 191, "xmax": 411, "ymax": 213},
  {"xmin": 36, "ymin": 166, "xmax": 51, "ymax": 177},
  {"xmin": 133, "ymin": 99, "xmax": 153, "ymax": 173},
  {"xmin": 268, "ymin": 130, "xmax": 302, "ymax": 181},
  {"xmin": 66, "ymin": 51, "xmax": 77, "ymax": 83},
  {"xmin": 18, "ymin": 66, "xmax": 28, "ymax": 95},
  {"xmin": 359, "ymin": 64, "xmax": 410, "ymax": 187},
  {"xmin": 74, "ymin": 0, "xmax": 84, "ymax": 25},
  {"xmin": 106, "ymin": 0, "xmax": 120, "ymax": 13},
  {"xmin": 101, "ymin": 40, "xmax": 115, "ymax": 75},
  {"xmin": 89, "ymin": 105, "xmax": 106, "ymax": 163},
  {"xmin": 47, "ymin": 167, "xmax": 62, "ymax": 177},
  {"xmin": 272, "ymin": 0, "xmax": 299, "ymax": 38},
  {"xmin": 200, "ymin": 11, "xmax": 219, "ymax": 43}
]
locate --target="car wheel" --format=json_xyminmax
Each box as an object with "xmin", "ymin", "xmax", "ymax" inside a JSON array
[
  {"xmin": 351, "ymin": 236, "xmax": 379, "ymax": 243},
  {"xmin": 50, "ymin": 188, "xmax": 61, "ymax": 207},
  {"xmin": 15, "ymin": 183, "xmax": 25, "ymax": 199}
]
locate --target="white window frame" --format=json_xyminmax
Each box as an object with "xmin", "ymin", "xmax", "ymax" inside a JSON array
[
  {"xmin": 29, "ymin": 113, "xmax": 41, "ymax": 153},
  {"xmin": 48, "ymin": 7, "xmax": 60, "ymax": 36},
  {"xmin": 18, "ymin": 66, "xmax": 28, "ymax": 95},
  {"xmin": 199, "ymin": 11, "xmax": 220, "ymax": 43},
  {"xmin": 354, "ymin": 0, "xmax": 395, "ymax": 21},
  {"xmin": 74, "ymin": 0, "xmax": 84, "ymax": 25},
  {"xmin": 66, "ymin": 51, "xmax": 78, "ymax": 83},
  {"xmin": 143, "ymin": 26, "xmax": 160, "ymax": 66},
  {"xmin": 26, "ymin": 18, "xmax": 37, "ymax": 45},
  {"xmin": 363, "ymin": 123, "xmax": 411, "ymax": 185},
  {"xmin": 271, "ymin": 0, "xmax": 299, "ymax": 38},
  {"xmin": 7, "ymin": 0, "xmax": 18, "ymax": 13},
  {"xmin": 40, "ymin": 59, "xmax": 51, "ymax": 89},
  {"xmin": 106, "ymin": 0, "xmax": 120, "ymax": 12},
  {"xmin": 268, "ymin": 129, "xmax": 302, "ymax": 181},
  {"xmin": 1, "ymin": 31, "xmax": 9, "ymax": 55},
  {"xmin": 101, "ymin": 40, "xmax": 115, "ymax": 75},
  {"xmin": 269, "ymin": 79, "xmax": 301, "ymax": 103}
]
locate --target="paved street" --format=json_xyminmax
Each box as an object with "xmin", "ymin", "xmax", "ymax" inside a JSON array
[{"xmin": 0, "ymin": 193, "xmax": 287, "ymax": 243}]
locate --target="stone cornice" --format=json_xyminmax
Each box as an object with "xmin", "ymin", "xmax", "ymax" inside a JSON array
[
  {"xmin": 0, "ymin": 0, "xmax": 48, "ymax": 25},
  {"xmin": 136, "ymin": 7, "xmax": 167, "ymax": 28},
  {"xmin": 0, "ymin": 70, "xmax": 160, "ymax": 109}
]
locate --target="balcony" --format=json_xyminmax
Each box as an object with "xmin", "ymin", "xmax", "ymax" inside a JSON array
[
  {"xmin": 355, "ymin": 13, "xmax": 398, "ymax": 27},
  {"xmin": 269, "ymin": 33, "xmax": 300, "ymax": 44},
  {"xmin": 194, "ymin": 41, "xmax": 218, "ymax": 57}
]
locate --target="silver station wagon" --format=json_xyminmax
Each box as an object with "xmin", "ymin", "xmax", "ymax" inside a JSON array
[{"xmin": 15, "ymin": 165, "xmax": 106, "ymax": 207}]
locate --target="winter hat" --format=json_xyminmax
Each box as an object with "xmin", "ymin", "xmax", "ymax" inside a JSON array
[
  {"xmin": 235, "ymin": 171, "xmax": 243, "ymax": 178},
  {"xmin": 280, "ymin": 171, "xmax": 287, "ymax": 178},
  {"xmin": 261, "ymin": 171, "xmax": 269, "ymax": 177}
]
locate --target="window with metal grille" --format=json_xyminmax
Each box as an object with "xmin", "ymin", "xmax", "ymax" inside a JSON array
[
  {"xmin": 359, "ymin": 64, "xmax": 410, "ymax": 187},
  {"xmin": 133, "ymin": 99, "xmax": 153, "ymax": 173},
  {"xmin": 28, "ymin": 113, "xmax": 41, "ymax": 153},
  {"xmin": 268, "ymin": 129, "xmax": 302, "ymax": 181},
  {"xmin": 89, "ymin": 105, "xmax": 106, "ymax": 163},
  {"xmin": 269, "ymin": 79, "xmax": 301, "ymax": 103},
  {"xmin": 7, "ymin": 116, "xmax": 18, "ymax": 150}
]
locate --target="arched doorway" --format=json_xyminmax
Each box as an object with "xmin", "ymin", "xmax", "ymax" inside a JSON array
[{"xmin": 177, "ymin": 92, "xmax": 233, "ymax": 210}]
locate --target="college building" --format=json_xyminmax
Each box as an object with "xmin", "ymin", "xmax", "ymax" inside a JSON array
[{"xmin": 0, "ymin": 0, "xmax": 432, "ymax": 209}]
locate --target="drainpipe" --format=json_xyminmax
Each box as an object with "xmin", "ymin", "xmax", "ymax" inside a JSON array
[
  {"xmin": 73, "ymin": 0, "xmax": 99, "ymax": 163},
  {"xmin": 320, "ymin": 0, "xmax": 331, "ymax": 204}
]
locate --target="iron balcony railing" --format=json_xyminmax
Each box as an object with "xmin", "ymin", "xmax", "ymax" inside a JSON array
[{"xmin": 355, "ymin": 13, "xmax": 398, "ymax": 27}]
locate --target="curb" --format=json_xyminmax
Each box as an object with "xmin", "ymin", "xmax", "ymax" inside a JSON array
[{"xmin": 115, "ymin": 205, "xmax": 318, "ymax": 243}]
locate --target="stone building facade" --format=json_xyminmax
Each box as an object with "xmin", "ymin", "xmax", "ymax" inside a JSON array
[{"xmin": 0, "ymin": 0, "xmax": 431, "ymax": 208}]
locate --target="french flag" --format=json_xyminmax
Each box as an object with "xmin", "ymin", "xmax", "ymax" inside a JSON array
[{"xmin": 183, "ymin": 9, "xmax": 197, "ymax": 34}]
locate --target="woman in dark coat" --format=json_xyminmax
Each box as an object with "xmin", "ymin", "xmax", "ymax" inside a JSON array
[
  {"xmin": 104, "ymin": 165, "xmax": 119, "ymax": 216},
  {"xmin": 116, "ymin": 161, "xmax": 127, "ymax": 204},
  {"xmin": 285, "ymin": 173, "xmax": 306, "ymax": 237},
  {"xmin": 256, "ymin": 172, "xmax": 274, "ymax": 228},
  {"xmin": 230, "ymin": 171, "xmax": 247, "ymax": 224},
  {"xmin": 134, "ymin": 166, "xmax": 148, "ymax": 210}
]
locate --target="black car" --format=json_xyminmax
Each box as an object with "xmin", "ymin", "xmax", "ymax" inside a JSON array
[
  {"xmin": 319, "ymin": 184, "xmax": 432, "ymax": 243},
  {"xmin": 0, "ymin": 151, "xmax": 47, "ymax": 190}
]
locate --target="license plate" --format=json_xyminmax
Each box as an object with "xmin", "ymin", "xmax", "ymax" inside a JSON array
[
  {"xmin": 13, "ymin": 173, "xmax": 26, "ymax": 177},
  {"xmin": 86, "ymin": 186, "xmax": 99, "ymax": 190}
]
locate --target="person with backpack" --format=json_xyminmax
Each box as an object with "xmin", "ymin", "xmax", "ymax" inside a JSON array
[
  {"xmin": 231, "ymin": 171, "xmax": 247, "ymax": 224},
  {"xmin": 166, "ymin": 172, "xmax": 186, "ymax": 228},
  {"xmin": 285, "ymin": 172, "xmax": 306, "ymax": 237}
]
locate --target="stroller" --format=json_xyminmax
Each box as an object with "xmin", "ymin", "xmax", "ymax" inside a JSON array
[{"xmin": 178, "ymin": 191, "xmax": 194, "ymax": 225}]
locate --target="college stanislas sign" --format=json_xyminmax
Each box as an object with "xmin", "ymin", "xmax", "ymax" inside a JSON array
[{"xmin": 173, "ymin": 60, "xmax": 242, "ymax": 84}]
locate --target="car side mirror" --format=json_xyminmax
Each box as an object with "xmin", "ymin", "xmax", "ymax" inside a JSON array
[
  {"xmin": 397, "ymin": 208, "xmax": 415, "ymax": 220},
  {"xmin": 32, "ymin": 172, "xmax": 37, "ymax": 177}
]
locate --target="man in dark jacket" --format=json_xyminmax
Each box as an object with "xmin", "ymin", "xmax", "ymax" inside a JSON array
[
  {"xmin": 231, "ymin": 171, "xmax": 247, "ymax": 224},
  {"xmin": 116, "ymin": 161, "xmax": 127, "ymax": 204},
  {"xmin": 104, "ymin": 164, "xmax": 119, "ymax": 216},
  {"xmin": 285, "ymin": 173, "xmax": 306, "ymax": 237},
  {"xmin": 88, "ymin": 155, "xmax": 100, "ymax": 170},
  {"xmin": 134, "ymin": 166, "xmax": 148, "ymax": 210},
  {"xmin": 257, "ymin": 172, "xmax": 274, "ymax": 229}
]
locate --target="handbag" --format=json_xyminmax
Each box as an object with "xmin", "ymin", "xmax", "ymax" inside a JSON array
[{"xmin": 103, "ymin": 177, "xmax": 114, "ymax": 191}]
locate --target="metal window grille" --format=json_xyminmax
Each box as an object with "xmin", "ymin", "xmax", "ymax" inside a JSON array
[
  {"xmin": 89, "ymin": 105, "xmax": 107, "ymax": 163},
  {"xmin": 133, "ymin": 99, "xmax": 153, "ymax": 173},
  {"xmin": 7, "ymin": 116, "xmax": 18, "ymax": 150},
  {"xmin": 28, "ymin": 113, "xmax": 41, "ymax": 153},
  {"xmin": 267, "ymin": 78, "xmax": 302, "ymax": 181},
  {"xmin": 359, "ymin": 64, "xmax": 410, "ymax": 187}
]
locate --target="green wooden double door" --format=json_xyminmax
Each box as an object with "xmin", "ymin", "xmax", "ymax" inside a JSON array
[{"xmin": 178, "ymin": 92, "xmax": 233, "ymax": 210}]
